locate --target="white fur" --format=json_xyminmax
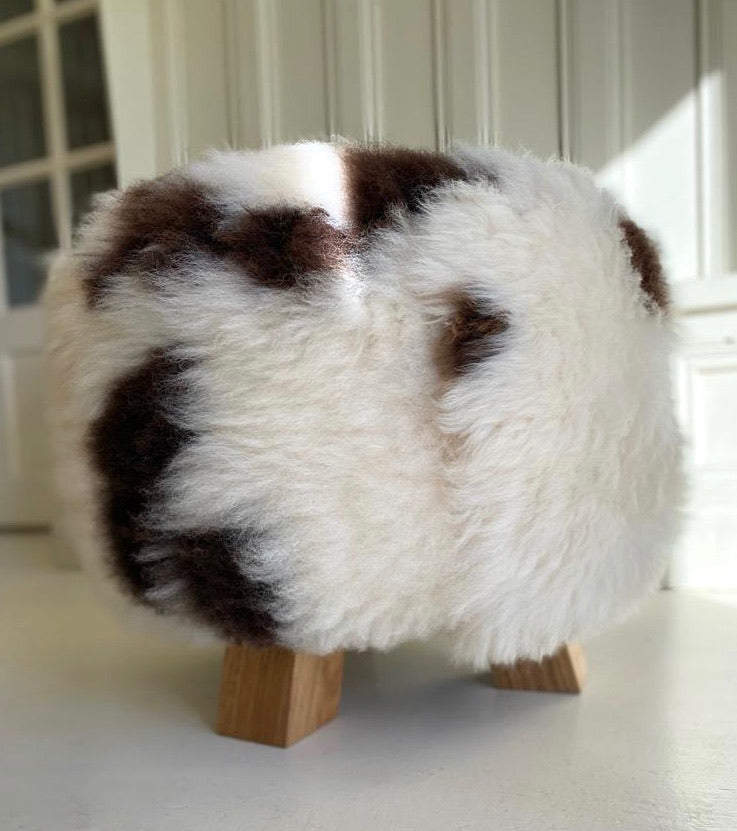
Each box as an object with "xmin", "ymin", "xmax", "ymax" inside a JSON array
[
  {"xmin": 45, "ymin": 142, "xmax": 683, "ymax": 667},
  {"xmin": 188, "ymin": 141, "xmax": 348, "ymax": 224}
]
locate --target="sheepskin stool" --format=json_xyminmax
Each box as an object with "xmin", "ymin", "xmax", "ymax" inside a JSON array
[{"xmin": 46, "ymin": 142, "xmax": 683, "ymax": 746}]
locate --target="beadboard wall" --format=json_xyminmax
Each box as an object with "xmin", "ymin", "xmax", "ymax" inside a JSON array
[{"xmin": 100, "ymin": 0, "xmax": 737, "ymax": 587}]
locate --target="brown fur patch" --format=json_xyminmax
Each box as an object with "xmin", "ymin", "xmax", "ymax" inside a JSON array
[
  {"xmin": 83, "ymin": 175, "xmax": 221, "ymax": 305},
  {"xmin": 88, "ymin": 349, "xmax": 193, "ymax": 596},
  {"xmin": 213, "ymin": 207, "xmax": 350, "ymax": 289},
  {"xmin": 88, "ymin": 349, "xmax": 279, "ymax": 643},
  {"xmin": 343, "ymin": 145, "xmax": 469, "ymax": 232},
  {"xmin": 84, "ymin": 177, "xmax": 350, "ymax": 303},
  {"xmin": 619, "ymin": 218, "xmax": 669, "ymax": 312},
  {"xmin": 169, "ymin": 529, "xmax": 277, "ymax": 644},
  {"xmin": 438, "ymin": 294, "xmax": 510, "ymax": 378}
]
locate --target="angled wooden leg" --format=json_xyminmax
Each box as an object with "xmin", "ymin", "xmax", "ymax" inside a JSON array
[
  {"xmin": 490, "ymin": 642, "xmax": 586, "ymax": 694},
  {"xmin": 216, "ymin": 644, "xmax": 344, "ymax": 747}
]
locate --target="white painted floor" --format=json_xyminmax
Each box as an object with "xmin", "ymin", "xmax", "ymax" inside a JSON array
[{"xmin": 1, "ymin": 535, "xmax": 735, "ymax": 831}]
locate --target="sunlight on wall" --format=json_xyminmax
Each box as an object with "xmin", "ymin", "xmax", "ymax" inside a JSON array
[
  {"xmin": 591, "ymin": 66, "xmax": 737, "ymax": 590},
  {"xmin": 595, "ymin": 92, "xmax": 701, "ymax": 284}
]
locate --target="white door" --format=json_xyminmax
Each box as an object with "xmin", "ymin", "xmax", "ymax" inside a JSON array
[{"xmin": 0, "ymin": 0, "xmax": 115, "ymax": 527}]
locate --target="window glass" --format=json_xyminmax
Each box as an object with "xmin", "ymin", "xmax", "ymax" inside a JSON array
[
  {"xmin": 0, "ymin": 0, "xmax": 33, "ymax": 25},
  {"xmin": 0, "ymin": 36, "xmax": 46, "ymax": 167},
  {"xmin": 2, "ymin": 179, "xmax": 57, "ymax": 306},
  {"xmin": 59, "ymin": 15, "xmax": 111, "ymax": 149},
  {"xmin": 70, "ymin": 162, "xmax": 117, "ymax": 227}
]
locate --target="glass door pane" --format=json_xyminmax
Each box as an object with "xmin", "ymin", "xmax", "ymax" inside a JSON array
[
  {"xmin": 1, "ymin": 179, "xmax": 57, "ymax": 306},
  {"xmin": 70, "ymin": 162, "xmax": 116, "ymax": 226},
  {"xmin": 0, "ymin": 36, "xmax": 46, "ymax": 167},
  {"xmin": 0, "ymin": 0, "xmax": 33, "ymax": 25},
  {"xmin": 59, "ymin": 15, "xmax": 112, "ymax": 149}
]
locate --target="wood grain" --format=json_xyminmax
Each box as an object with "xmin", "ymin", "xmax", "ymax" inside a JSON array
[
  {"xmin": 216, "ymin": 644, "xmax": 344, "ymax": 747},
  {"xmin": 490, "ymin": 642, "xmax": 586, "ymax": 694}
]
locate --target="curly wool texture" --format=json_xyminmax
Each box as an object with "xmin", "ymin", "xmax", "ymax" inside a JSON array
[{"xmin": 45, "ymin": 142, "xmax": 683, "ymax": 667}]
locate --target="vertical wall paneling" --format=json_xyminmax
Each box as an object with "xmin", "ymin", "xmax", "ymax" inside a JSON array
[
  {"xmin": 721, "ymin": 0, "xmax": 737, "ymax": 272},
  {"xmin": 99, "ymin": 0, "xmax": 159, "ymax": 183},
  {"xmin": 254, "ymin": 0, "xmax": 280, "ymax": 145},
  {"xmin": 492, "ymin": 0, "xmax": 560, "ymax": 157},
  {"xmin": 431, "ymin": 0, "xmax": 448, "ymax": 150},
  {"xmin": 180, "ymin": 0, "xmax": 231, "ymax": 160},
  {"xmin": 442, "ymin": 0, "xmax": 494, "ymax": 145},
  {"xmin": 623, "ymin": 0, "xmax": 699, "ymax": 283},
  {"xmin": 556, "ymin": 0, "xmax": 571, "ymax": 160},
  {"xmin": 566, "ymin": 1, "xmax": 627, "ymax": 189},
  {"xmin": 696, "ymin": 0, "xmax": 727, "ymax": 279},
  {"xmin": 375, "ymin": 0, "xmax": 436, "ymax": 147},
  {"xmin": 328, "ymin": 0, "xmax": 367, "ymax": 139},
  {"xmin": 223, "ymin": 0, "xmax": 247, "ymax": 148},
  {"xmin": 358, "ymin": 0, "xmax": 383, "ymax": 141},
  {"xmin": 149, "ymin": 0, "xmax": 189, "ymax": 170},
  {"xmin": 668, "ymin": 3, "xmax": 737, "ymax": 590},
  {"xmin": 0, "ymin": 309, "xmax": 49, "ymax": 526},
  {"xmin": 671, "ymin": 330, "xmax": 737, "ymax": 589},
  {"xmin": 321, "ymin": 0, "xmax": 339, "ymax": 138},
  {"xmin": 273, "ymin": 0, "xmax": 330, "ymax": 142},
  {"xmin": 476, "ymin": 0, "xmax": 495, "ymax": 145},
  {"xmin": 9, "ymin": 355, "xmax": 49, "ymax": 482},
  {"xmin": 221, "ymin": 0, "xmax": 279, "ymax": 149}
]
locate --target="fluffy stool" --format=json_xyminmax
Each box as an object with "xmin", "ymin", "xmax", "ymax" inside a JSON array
[{"xmin": 46, "ymin": 142, "xmax": 682, "ymax": 745}]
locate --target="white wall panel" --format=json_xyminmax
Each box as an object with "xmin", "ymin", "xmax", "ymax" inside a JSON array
[
  {"xmin": 672, "ymin": 310, "xmax": 737, "ymax": 589},
  {"xmin": 10, "ymin": 354, "xmax": 49, "ymax": 479},
  {"xmin": 273, "ymin": 0, "xmax": 331, "ymax": 142},
  {"xmin": 443, "ymin": 0, "xmax": 490, "ymax": 145},
  {"xmin": 692, "ymin": 361, "xmax": 737, "ymax": 468},
  {"xmin": 564, "ymin": 0, "xmax": 622, "ymax": 172},
  {"xmin": 622, "ymin": 0, "xmax": 699, "ymax": 283},
  {"xmin": 222, "ymin": 0, "xmax": 564, "ymax": 153},
  {"xmin": 722, "ymin": 0, "xmax": 737, "ymax": 272},
  {"xmin": 375, "ymin": 0, "xmax": 437, "ymax": 147},
  {"xmin": 492, "ymin": 0, "xmax": 560, "ymax": 158},
  {"xmin": 0, "ymin": 309, "xmax": 50, "ymax": 527},
  {"xmin": 697, "ymin": 0, "xmax": 728, "ymax": 279},
  {"xmin": 99, "ymin": 0, "xmax": 159, "ymax": 182},
  {"xmin": 330, "ymin": 0, "xmax": 368, "ymax": 139},
  {"xmin": 180, "ymin": 0, "xmax": 232, "ymax": 159}
]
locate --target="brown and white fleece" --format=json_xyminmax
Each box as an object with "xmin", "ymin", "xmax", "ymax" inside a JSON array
[{"xmin": 45, "ymin": 141, "xmax": 681, "ymax": 667}]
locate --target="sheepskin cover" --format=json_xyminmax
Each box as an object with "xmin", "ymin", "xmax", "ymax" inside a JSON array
[{"xmin": 45, "ymin": 142, "xmax": 683, "ymax": 667}]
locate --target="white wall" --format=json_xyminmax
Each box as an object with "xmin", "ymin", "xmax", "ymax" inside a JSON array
[{"xmin": 101, "ymin": 0, "xmax": 737, "ymax": 588}]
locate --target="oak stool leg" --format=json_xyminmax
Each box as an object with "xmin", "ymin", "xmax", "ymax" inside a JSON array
[
  {"xmin": 216, "ymin": 643, "xmax": 344, "ymax": 747},
  {"xmin": 490, "ymin": 642, "xmax": 586, "ymax": 694}
]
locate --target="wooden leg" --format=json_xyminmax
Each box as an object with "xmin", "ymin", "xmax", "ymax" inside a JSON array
[
  {"xmin": 490, "ymin": 642, "xmax": 586, "ymax": 694},
  {"xmin": 216, "ymin": 643, "xmax": 344, "ymax": 747}
]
